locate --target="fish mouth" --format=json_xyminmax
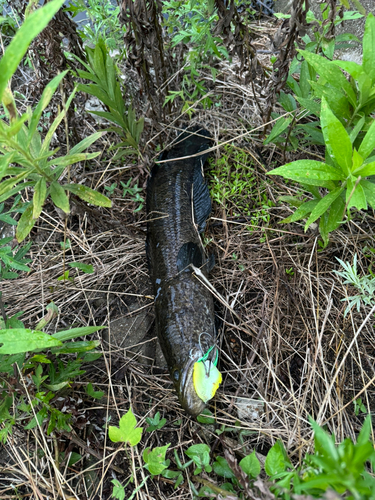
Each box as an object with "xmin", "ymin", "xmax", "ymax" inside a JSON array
[{"xmin": 178, "ymin": 354, "xmax": 206, "ymax": 417}]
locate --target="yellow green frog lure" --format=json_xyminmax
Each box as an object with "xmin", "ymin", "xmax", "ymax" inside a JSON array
[{"xmin": 193, "ymin": 346, "xmax": 222, "ymax": 403}]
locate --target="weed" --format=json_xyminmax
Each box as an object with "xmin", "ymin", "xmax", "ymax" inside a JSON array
[{"xmin": 334, "ymin": 254, "xmax": 375, "ymax": 316}]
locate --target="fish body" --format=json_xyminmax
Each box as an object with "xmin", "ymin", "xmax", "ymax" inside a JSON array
[{"xmin": 146, "ymin": 127, "xmax": 217, "ymax": 416}]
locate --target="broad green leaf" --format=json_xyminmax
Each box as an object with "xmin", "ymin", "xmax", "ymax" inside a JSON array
[
  {"xmin": 346, "ymin": 179, "xmax": 367, "ymax": 210},
  {"xmin": 69, "ymin": 132, "xmax": 104, "ymax": 155},
  {"xmin": 50, "ymin": 181, "xmax": 70, "ymax": 213},
  {"xmin": 64, "ymin": 184, "xmax": 112, "ymax": 207},
  {"xmin": 321, "ymin": 97, "xmax": 352, "ymax": 175},
  {"xmin": 265, "ymin": 441, "xmax": 289, "ymax": 476},
  {"xmin": 299, "ymin": 50, "xmax": 356, "ymax": 106},
  {"xmin": 268, "ymin": 160, "xmax": 343, "ymax": 182},
  {"xmin": 331, "ymin": 60, "xmax": 363, "ymax": 80},
  {"xmin": 358, "ymin": 118, "xmax": 375, "ymax": 160},
  {"xmin": 239, "ymin": 451, "xmax": 261, "ymax": 478},
  {"xmin": 143, "ymin": 444, "xmax": 170, "ymax": 475},
  {"xmin": 52, "ymin": 326, "xmax": 105, "ymax": 341},
  {"xmin": 305, "ymin": 187, "xmax": 344, "ymax": 230},
  {"xmin": 16, "ymin": 203, "xmax": 36, "ymax": 242},
  {"xmin": 363, "ymin": 13, "xmax": 375, "ymax": 81},
  {"xmin": 33, "ymin": 177, "xmax": 47, "ymax": 219},
  {"xmin": 213, "ymin": 456, "xmax": 235, "ymax": 479},
  {"xmin": 354, "ymin": 161, "xmax": 375, "ymax": 177},
  {"xmin": 325, "ymin": 194, "xmax": 345, "ymax": 233},
  {"xmin": 295, "ymin": 96, "xmax": 321, "ymax": 117},
  {"xmin": 0, "ymin": 0, "xmax": 65, "ymax": 101},
  {"xmin": 28, "ymin": 71, "xmax": 68, "ymax": 144},
  {"xmin": 0, "ymin": 328, "xmax": 62, "ymax": 354},
  {"xmin": 108, "ymin": 408, "xmax": 143, "ymax": 446}
]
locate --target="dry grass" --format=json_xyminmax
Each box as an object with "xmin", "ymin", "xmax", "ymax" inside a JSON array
[{"xmin": 1, "ymin": 23, "xmax": 375, "ymax": 500}]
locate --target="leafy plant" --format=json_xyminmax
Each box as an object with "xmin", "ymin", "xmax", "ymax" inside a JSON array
[
  {"xmin": 0, "ymin": 299, "xmax": 104, "ymax": 441},
  {"xmin": 268, "ymin": 21, "xmax": 375, "ymax": 247},
  {"xmin": 162, "ymin": 0, "xmax": 229, "ymax": 110},
  {"xmin": 0, "ymin": 0, "xmax": 112, "ymax": 242},
  {"xmin": 145, "ymin": 411, "xmax": 167, "ymax": 432},
  {"xmin": 334, "ymin": 253, "xmax": 375, "ymax": 316},
  {"xmin": 120, "ymin": 179, "xmax": 144, "ymax": 212},
  {"xmin": 265, "ymin": 2, "xmax": 364, "ymax": 151},
  {"xmin": 0, "ymin": 237, "xmax": 31, "ymax": 279},
  {"xmin": 69, "ymin": 37, "xmax": 144, "ymax": 159},
  {"xmin": 66, "ymin": 0, "xmax": 123, "ymax": 50}
]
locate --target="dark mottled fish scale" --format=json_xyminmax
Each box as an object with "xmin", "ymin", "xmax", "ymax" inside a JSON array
[{"xmin": 146, "ymin": 126, "xmax": 215, "ymax": 416}]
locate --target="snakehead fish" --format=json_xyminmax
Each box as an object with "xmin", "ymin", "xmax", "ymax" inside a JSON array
[{"xmin": 146, "ymin": 127, "xmax": 221, "ymax": 416}]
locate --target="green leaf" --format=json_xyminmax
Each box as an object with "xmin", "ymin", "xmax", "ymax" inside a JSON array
[
  {"xmin": 48, "ymin": 152, "xmax": 100, "ymax": 168},
  {"xmin": 50, "ymin": 181, "xmax": 70, "ymax": 213},
  {"xmin": 16, "ymin": 203, "xmax": 35, "ymax": 243},
  {"xmin": 268, "ymin": 160, "xmax": 344, "ymax": 182},
  {"xmin": 320, "ymin": 97, "xmax": 352, "ymax": 175},
  {"xmin": 358, "ymin": 118, "xmax": 375, "ymax": 160},
  {"xmin": 265, "ymin": 441, "xmax": 289, "ymax": 476},
  {"xmin": 349, "ymin": 115, "xmax": 365, "ymax": 144},
  {"xmin": 68, "ymin": 262, "xmax": 94, "ymax": 273},
  {"xmin": 346, "ymin": 179, "xmax": 367, "ymax": 210},
  {"xmin": 28, "ymin": 71, "xmax": 68, "ymax": 144},
  {"xmin": 295, "ymin": 96, "xmax": 321, "ymax": 117},
  {"xmin": 363, "ymin": 13, "xmax": 375, "ymax": 81},
  {"xmin": 357, "ymin": 415, "xmax": 372, "ymax": 446},
  {"xmin": 213, "ymin": 456, "xmax": 235, "ymax": 479},
  {"xmin": 239, "ymin": 451, "xmax": 261, "ymax": 478},
  {"xmin": 86, "ymin": 382, "xmax": 104, "ymax": 400},
  {"xmin": 111, "ymin": 479, "xmax": 125, "ymax": 500},
  {"xmin": 354, "ymin": 161, "xmax": 375, "ymax": 177},
  {"xmin": 143, "ymin": 444, "xmax": 170, "ymax": 475},
  {"xmin": 0, "ymin": 152, "xmax": 16, "ymax": 182},
  {"xmin": 264, "ymin": 116, "xmax": 293, "ymax": 145},
  {"xmin": 52, "ymin": 326, "xmax": 105, "ymax": 342},
  {"xmin": 108, "ymin": 408, "xmax": 143, "ymax": 446},
  {"xmin": 281, "ymin": 199, "xmax": 319, "ymax": 223},
  {"xmin": 33, "ymin": 177, "xmax": 47, "ymax": 219},
  {"xmin": 361, "ymin": 179, "xmax": 375, "ymax": 208},
  {"xmin": 309, "ymin": 418, "xmax": 339, "ymax": 464},
  {"xmin": 0, "ymin": 0, "xmax": 65, "ymax": 101},
  {"xmin": 0, "ymin": 328, "xmax": 62, "ymax": 354},
  {"xmin": 0, "ymin": 170, "xmax": 32, "ymax": 198},
  {"xmin": 64, "ymin": 184, "xmax": 111, "ymax": 207},
  {"xmin": 69, "ymin": 132, "xmax": 104, "ymax": 155},
  {"xmin": 298, "ymin": 50, "xmax": 356, "ymax": 106},
  {"xmin": 305, "ymin": 187, "xmax": 344, "ymax": 230}
]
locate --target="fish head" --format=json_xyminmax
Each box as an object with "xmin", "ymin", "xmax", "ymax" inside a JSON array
[
  {"xmin": 172, "ymin": 355, "xmax": 206, "ymax": 417},
  {"xmin": 172, "ymin": 347, "xmax": 221, "ymax": 417}
]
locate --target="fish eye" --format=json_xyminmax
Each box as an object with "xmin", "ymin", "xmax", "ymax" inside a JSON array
[{"xmin": 173, "ymin": 369, "xmax": 180, "ymax": 381}]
